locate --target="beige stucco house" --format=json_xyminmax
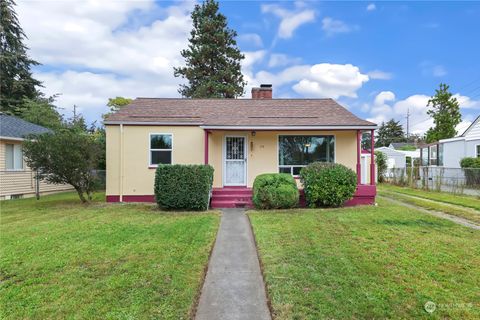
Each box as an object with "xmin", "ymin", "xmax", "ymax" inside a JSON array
[
  {"xmin": 104, "ymin": 85, "xmax": 377, "ymax": 207},
  {"xmin": 0, "ymin": 114, "xmax": 73, "ymax": 200}
]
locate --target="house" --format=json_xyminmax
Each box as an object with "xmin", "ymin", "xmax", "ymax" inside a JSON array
[
  {"xmin": 376, "ymin": 146, "xmax": 407, "ymax": 168},
  {"xmin": 419, "ymin": 115, "xmax": 480, "ymax": 168},
  {"xmin": 104, "ymin": 85, "xmax": 378, "ymax": 208},
  {"xmin": 0, "ymin": 114, "xmax": 73, "ymax": 200}
]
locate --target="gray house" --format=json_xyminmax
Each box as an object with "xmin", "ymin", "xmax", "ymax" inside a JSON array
[{"xmin": 442, "ymin": 116, "xmax": 480, "ymax": 168}]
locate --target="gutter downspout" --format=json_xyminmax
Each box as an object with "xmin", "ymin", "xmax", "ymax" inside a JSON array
[{"xmin": 119, "ymin": 124, "xmax": 124, "ymax": 202}]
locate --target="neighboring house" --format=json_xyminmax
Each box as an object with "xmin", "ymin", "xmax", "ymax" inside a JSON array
[
  {"xmin": 0, "ymin": 114, "xmax": 73, "ymax": 200},
  {"xmin": 377, "ymin": 146, "xmax": 407, "ymax": 168},
  {"xmin": 419, "ymin": 115, "xmax": 480, "ymax": 168},
  {"xmin": 104, "ymin": 85, "xmax": 378, "ymax": 208}
]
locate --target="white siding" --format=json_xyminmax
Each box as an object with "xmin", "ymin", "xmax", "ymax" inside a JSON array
[
  {"xmin": 464, "ymin": 118, "xmax": 480, "ymax": 139},
  {"xmin": 442, "ymin": 140, "xmax": 465, "ymax": 168}
]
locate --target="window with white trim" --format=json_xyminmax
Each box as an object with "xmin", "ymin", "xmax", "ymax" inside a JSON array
[
  {"xmin": 476, "ymin": 145, "xmax": 480, "ymax": 158},
  {"xmin": 429, "ymin": 145, "xmax": 438, "ymax": 166},
  {"xmin": 5, "ymin": 143, "xmax": 24, "ymax": 170},
  {"xmin": 150, "ymin": 134, "xmax": 172, "ymax": 166},
  {"xmin": 278, "ymin": 135, "xmax": 335, "ymax": 175}
]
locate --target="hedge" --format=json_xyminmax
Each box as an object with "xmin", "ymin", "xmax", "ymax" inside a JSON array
[
  {"xmin": 300, "ymin": 162, "xmax": 357, "ymax": 208},
  {"xmin": 252, "ymin": 173, "xmax": 299, "ymax": 209},
  {"xmin": 154, "ymin": 164, "xmax": 214, "ymax": 211}
]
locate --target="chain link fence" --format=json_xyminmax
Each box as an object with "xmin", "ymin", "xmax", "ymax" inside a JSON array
[{"xmin": 382, "ymin": 167, "xmax": 480, "ymax": 196}]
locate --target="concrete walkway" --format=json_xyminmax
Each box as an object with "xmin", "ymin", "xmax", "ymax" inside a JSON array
[{"xmin": 195, "ymin": 209, "xmax": 271, "ymax": 320}]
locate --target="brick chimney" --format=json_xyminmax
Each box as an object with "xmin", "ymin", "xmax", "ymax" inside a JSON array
[{"xmin": 251, "ymin": 84, "xmax": 272, "ymax": 99}]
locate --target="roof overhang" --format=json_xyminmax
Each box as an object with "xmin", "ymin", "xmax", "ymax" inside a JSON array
[
  {"xmin": 104, "ymin": 121, "xmax": 203, "ymax": 126},
  {"xmin": 0, "ymin": 136, "xmax": 24, "ymax": 141},
  {"xmin": 200, "ymin": 125, "xmax": 378, "ymax": 130}
]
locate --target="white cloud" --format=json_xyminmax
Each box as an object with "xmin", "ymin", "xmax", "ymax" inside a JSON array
[
  {"xmin": 268, "ymin": 54, "xmax": 302, "ymax": 68},
  {"xmin": 367, "ymin": 3, "xmax": 376, "ymax": 11},
  {"xmin": 420, "ymin": 61, "xmax": 447, "ymax": 77},
  {"xmin": 238, "ymin": 33, "xmax": 263, "ymax": 48},
  {"xmin": 365, "ymin": 90, "xmax": 480, "ymax": 134},
  {"xmin": 322, "ymin": 17, "xmax": 355, "ymax": 37},
  {"xmin": 292, "ymin": 64, "xmax": 369, "ymax": 99},
  {"xmin": 16, "ymin": 0, "xmax": 195, "ymax": 122},
  {"xmin": 261, "ymin": 3, "xmax": 315, "ymax": 39},
  {"xmin": 367, "ymin": 70, "xmax": 393, "ymax": 80}
]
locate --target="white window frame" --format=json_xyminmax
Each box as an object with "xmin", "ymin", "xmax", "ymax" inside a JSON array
[
  {"xmin": 5, "ymin": 143, "xmax": 24, "ymax": 171},
  {"xmin": 277, "ymin": 134, "xmax": 336, "ymax": 176},
  {"xmin": 148, "ymin": 133, "xmax": 173, "ymax": 167},
  {"xmin": 476, "ymin": 144, "xmax": 480, "ymax": 158},
  {"xmin": 429, "ymin": 145, "xmax": 438, "ymax": 166}
]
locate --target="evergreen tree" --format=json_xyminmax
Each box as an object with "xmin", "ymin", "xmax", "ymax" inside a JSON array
[
  {"xmin": 174, "ymin": 0, "xmax": 246, "ymax": 98},
  {"xmin": 375, "ymin": 119, "xmax": 406, "ymax": 147},
  {"xmin": 425, "ymin": 83, "xmax": 461, "ymax": 143},
  {"xmin": 15, "ymin": 95, "xmax": 63, "ymax": 130},
  {"xmin": 0, "ymin": 0, "xmax": 42, "ymax": 113}
]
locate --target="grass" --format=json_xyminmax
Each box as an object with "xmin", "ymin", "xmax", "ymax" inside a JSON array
[
  {"xmin": 249, "ymin": 198, "xmax": 480, "ymax": 319},
  {"xmin": 378, "ymin": 184, "xmax": 480, "ymax": 211},
  {"xmin": 0, "ymin": 192, "xmax": 220, "ymax": 320},
  {"xmin": 378, "ymin": 189, "xmax": 480, "ymax": 225}
]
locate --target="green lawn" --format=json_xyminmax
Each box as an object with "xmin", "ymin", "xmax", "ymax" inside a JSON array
[
  {"xmin": 249, "ymin": 198, "xmax": 480, "ymax": 319},
  {"xmin": 378, "ymin": 184, "xmax": 480, "ymax": 210},
  {"xmin": 378, "ymin": 189, "xmax": 480, "ymax": 225},
  {"xmin": 0, "ymin": 192, "xmax": 220, "ymax": 320}
]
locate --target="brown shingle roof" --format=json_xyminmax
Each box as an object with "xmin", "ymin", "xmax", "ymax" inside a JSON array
[{"xmin": 104, "ymin": 98, "xmax": 376, "ymax": 127}]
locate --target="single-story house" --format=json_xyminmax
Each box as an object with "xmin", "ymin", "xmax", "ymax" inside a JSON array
[
  {"xmin": 376, "ymin": 146, "xmax": 407, "ymax": 168},
  {"xmin": 420, "ymin": 115, "xmax": 480, "ymax": 168},
  {"xmin": 0, "ymin": 114, "xmax": 73, "ymax": 200},
  {"xmin": 104, "ymin": 85, "xmax": 378, "ymax": 208}
]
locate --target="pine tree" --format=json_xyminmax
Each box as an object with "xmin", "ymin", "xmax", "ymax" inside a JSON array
[
  {"xmin": 425, "ymin": 83, "xmax": 461, "ymax": 143},
  {"xmin": 0, "ymin": 0, "xmax": 42, "ymax": 113},
  {"xmin": 174, "ymin": 0, "xmax": 246, "ymax": 98},
  {"xmin": 375, "ymin": 119, "xmax": 406, "ymax": 147}
]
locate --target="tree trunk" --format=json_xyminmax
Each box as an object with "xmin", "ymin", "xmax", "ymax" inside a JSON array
[{"xmin": 75, "ymin": 187, "xmax": 88, "ymax": 203}]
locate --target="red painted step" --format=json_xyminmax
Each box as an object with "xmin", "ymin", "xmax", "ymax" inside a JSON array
[{"xmin": 210, "ymin": 187, "xmax": 253, "ymax": 208}]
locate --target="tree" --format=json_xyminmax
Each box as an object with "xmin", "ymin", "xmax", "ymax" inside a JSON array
[
  {"xmin": 425, "ymin": 83, "xmax": 461, "ymax": 143},
  {"xmin": 0, "ymin": 0, "xmax": 42, "ymax": 113},
  {"xmin": 173, "ymin": 0, "xmax": 246, "ymax": 98},
  {"xmin": 375, "ymin": 119, "xmax": 406, "ymax": 147},
  {"xmin": 14, "ymin": 96, "xmax": 63, "ymax": 130},
  {"xmin": 23, "ymin": 129, "xmax": 103, "ymax": 203},
  {"xmin": 107, "ymin": 96, "xmax": 132, "ymax": 113},
  {"xmin": 375, "ymin": 151, "xmax": 388, "ymax": 183}
]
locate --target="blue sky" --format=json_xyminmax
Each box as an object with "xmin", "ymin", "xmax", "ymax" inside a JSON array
[{"xmin": 17, "ymin": 0, "xmax": 480, "ymax": 134}]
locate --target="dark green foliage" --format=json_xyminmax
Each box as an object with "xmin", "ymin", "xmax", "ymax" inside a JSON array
[
  {"xmin": 425, "ymin": 83, "xmax": 461, "ymax": 143},
  {"xmin": 375, "ymin": 119, "xmax": 406, "ymax": 147},
  {"xmin": 397, "ymin": 145, "xmax": 417, "ymax": 151},
  {"xmin": 173, "ymin": 0, "xmax": 246, "ymax": 98},
  {"xmin": 0, "ymin": 0, "xmax": 42, "ymax": 113},
  {"xmin": 300, "ymin": 162, "xmax": 357, "ymax": 208},
  {"xmin": 375, "ymin": 151, "xmax": 388, "ymax": 182},
  {"xmin": 460, "ymin": 157, "xmax": 480, "ymax": 169},
  {"xmin": 14, "ymin": 96, "xmax": 63, "ymax": 130},
  {"xmin": 154, "ymin": 164, "xmax": 214, "ymax": 211},
  {"xmin": 23, "ymin": 130, "xmax": 103, "ymax": 203},
  {"xmin": 460, "ymin": 157, "xmax": 480, "ymax": 186},
  {"xmin": 252, "ymin": 173, "xmax": 299, "ymax": 209}
]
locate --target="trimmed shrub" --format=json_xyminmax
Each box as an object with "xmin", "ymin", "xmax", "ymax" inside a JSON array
[
  {"xmin": 154, "ymin": 164, "xmax": 214, "ymax": 211},
  {"xmin": 460, "ymin": 157, "xmax": 480, "ymax": 169},
  {"xmin": 300, "ymin": 162, "xmax": 357, "ymax": 208},
  {"xmin": 252, "ymin": 173, "xmax": 299, "ymax": 209},
  {"xmin": 460, "ymin": 157, "xmax": 480, "ymax": 186}
]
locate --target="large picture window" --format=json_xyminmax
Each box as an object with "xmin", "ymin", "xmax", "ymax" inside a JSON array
[
  {"xmin": 150, "ymin": 134, "xmax": 172, "ymax": 166},
  {"xmin": 278, "ymin": 135, "xmax": 334, "ymax": 175}
]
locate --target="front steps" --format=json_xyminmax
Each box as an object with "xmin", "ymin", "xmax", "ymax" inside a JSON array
[{"xmin": 210, "ymin": 187, "xmax": 253, "ymax": 208}]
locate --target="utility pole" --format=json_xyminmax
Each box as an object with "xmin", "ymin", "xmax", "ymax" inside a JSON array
[{"xmin": 406, "ymin": 108, "xmax": 410, "ymax": 140}]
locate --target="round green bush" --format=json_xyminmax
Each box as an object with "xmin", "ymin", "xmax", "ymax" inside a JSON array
[
  {"xmin": 252, "ymin": 173, "xmax": 299, "ymax": 209},
  {"xmin": 300, "ymin": 162, "xmax": 357, "ymax": 208}
]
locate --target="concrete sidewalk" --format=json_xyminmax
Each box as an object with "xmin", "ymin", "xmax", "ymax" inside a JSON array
[{"xmin": 195, "ymin": 209, "xmax": 271, "ymax": 320}]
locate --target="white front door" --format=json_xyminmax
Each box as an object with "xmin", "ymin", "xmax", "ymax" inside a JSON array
[{"xmin": 224, "ymin": 136, "xmax": 247, "ymax": 186}]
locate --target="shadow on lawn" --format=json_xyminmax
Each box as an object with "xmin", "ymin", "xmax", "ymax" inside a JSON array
[{"xmin": 378, "ymin": 219, "xmax": 448, "ymax": 228}]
